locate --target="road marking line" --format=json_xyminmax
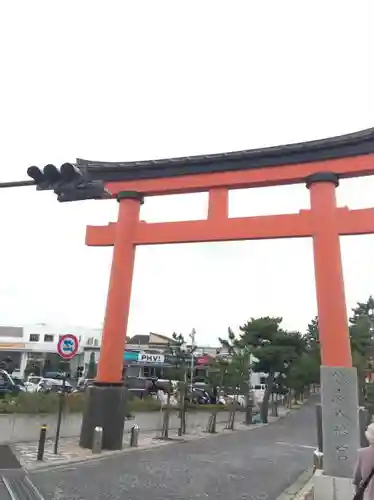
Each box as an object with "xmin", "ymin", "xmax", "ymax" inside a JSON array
[{"xmin": 276, "ymin": 441, "xmax": 315, "ymax": 450}]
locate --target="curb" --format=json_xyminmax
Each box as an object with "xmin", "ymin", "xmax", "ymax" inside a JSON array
[
  {"xmin": 275, "ymin": 468, "xmax": 314, "ymax": 500},
  {"xmin": 28, "ymin": 410, "xmax": 294, "ymax": 473}
]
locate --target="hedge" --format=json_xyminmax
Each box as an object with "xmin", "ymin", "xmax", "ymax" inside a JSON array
[{"xmin": 0, "ymin": 393, "xmax": 236, "ymax": 414}]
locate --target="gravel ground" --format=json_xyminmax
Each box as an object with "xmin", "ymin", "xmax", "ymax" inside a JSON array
[{"xmin": 31, "ymin": 399, "xmax": 317, "ymax": 500}]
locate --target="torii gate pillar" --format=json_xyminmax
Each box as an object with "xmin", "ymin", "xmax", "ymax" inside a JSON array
[
  {"xmin": 307, "ymin": 172, "xmax": 359, "ymax": 479},
  {"xmin": 79, "ymin": 191, "xmax": 143, "ymax": 450}
]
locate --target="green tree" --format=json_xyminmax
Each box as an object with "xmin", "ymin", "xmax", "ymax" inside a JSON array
[
  {"xmin": 350, "ymin": 318, "xmax": 373, "ymax": 405},
  {"xmin": 86, "ymin": 352, "xmax": 97, "ymax": 379},
  {"xmin": 349, "ymin": 297, "xmax": 374, "ymax": 405},
  {"xmin": 206, "ymin": 356, "xmax": 231, "ymax": 389},
  {"xmin": 165, "ymin": 333, "xmax": 190, "ymax": 382},
  {"xmin": 238, "ymin": 317, "xmax": 306, "ymax": 423},
  {"xmin": 301, "ymin": 316, "xmax": 321, "ymax": 386},
  {"xmin": 285, "ymin": 351, "xmax": 318, "ymax": 401},
  {"xmin": 218, "ymin": 327, "xmax": 252, "ymax": 396},
  {"xmin": 350, "ymin": 296, "xmax": 374, "ymax": 325}
]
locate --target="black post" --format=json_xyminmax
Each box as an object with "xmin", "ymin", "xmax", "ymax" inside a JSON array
[
  {"xmin": 162, "ymin": 406, "xmax": 170, "ymax": 439},
  {"xmin": 178, "ymin": 381, "xmax": 186, "ymax": 436},
  {"xmin": 244, "ymin": 389, "xmax": 253, "ymax": 425},
  {"xmin": 37, "ymin": 425, "xmax": 47, "ymax": 461},
  {"xmin": 54, "ymin": 376, "xmax": 66, "ymax": 454},
  {"xmin": 316, "ymin": 403, "xmax": 323, "ymax": 452}
]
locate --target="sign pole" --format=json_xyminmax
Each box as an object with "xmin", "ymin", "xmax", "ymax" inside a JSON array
[
  {"xmin": 54, "ymin": 375, "xmax": 66, "ymax": 455},
  {"xmin": 54, "ymin": 334, "xmax": 79, "ymax": 455}
]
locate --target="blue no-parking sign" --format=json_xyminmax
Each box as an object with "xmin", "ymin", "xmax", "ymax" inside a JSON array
[{"xmin": 57, "ymin": 334, "xmax": 79, "ymax": 360}]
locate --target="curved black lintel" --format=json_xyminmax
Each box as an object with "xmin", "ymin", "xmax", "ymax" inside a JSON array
[{"xmin": 75, "ymin": 128, "xmax": 374, "ymax": 183}]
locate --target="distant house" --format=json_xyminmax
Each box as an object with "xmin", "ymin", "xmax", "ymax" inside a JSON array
[{"xmin": 128, "ymin": 332, "xmax": 176, "ymax": 349}]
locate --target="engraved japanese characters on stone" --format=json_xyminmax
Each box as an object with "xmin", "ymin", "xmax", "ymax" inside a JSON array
[
  {"xmin": 327, "ymin": 369, "xmax": 356, "ymax": 464},
  {"xmin": 333, "ymin": 424, "xmax": 349, "ymax": 437},
  {"xmin": 336, "ymin": 444, "xmax": 349, "ymax": 460}
]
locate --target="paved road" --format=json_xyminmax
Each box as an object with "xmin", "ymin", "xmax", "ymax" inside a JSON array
[{"xmin": 31, "ymin": 400, "xmax": 317, "ymax": 500}]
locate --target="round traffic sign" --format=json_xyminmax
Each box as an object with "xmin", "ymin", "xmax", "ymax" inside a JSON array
[{"xmin": 57, "ymin": 334, "xmax": 79, "ymax": 360}]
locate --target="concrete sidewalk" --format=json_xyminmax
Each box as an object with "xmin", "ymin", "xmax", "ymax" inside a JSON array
[{"xmin": 13, "ymin": 407, "xmax": 292, "ymax": 471}]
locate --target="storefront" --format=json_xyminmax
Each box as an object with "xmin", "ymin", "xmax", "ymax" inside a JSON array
[
  {"xmin": 124, "ymin": 350, "xmax": 174, "ymax": 378},
  {"xmin": 123, "ymin": 349, "xmax": 216, "ymax": 380}
]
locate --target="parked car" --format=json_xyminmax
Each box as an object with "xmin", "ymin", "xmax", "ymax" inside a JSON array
[
  {"xmin": 187, "ymin": 387, "xmax": 211, "ymax": 404},
  {"xmin": 44, "ymin": 371, "xmax": 67, "ymax": 380},
  {"xmin": 124, "ymin": 377, "xmax": 151, "ymax": 398},
  {"xmin": 35, "ymin": 378, "xmax": 74, "ymax": 394},
  {"xmin": 0, "ymin": 369, "xmax": 26, "ymax": 397},
  {"xmin": 75, "ymin": 378, "xmax": 95, "ymax": 392},
  {"xmin": 12, "ymin": 369, "xmax": 22, "ymax": 379},
  {"xmin": 24, "ymin": 376, "xmax": 43, "ymax": 392}
]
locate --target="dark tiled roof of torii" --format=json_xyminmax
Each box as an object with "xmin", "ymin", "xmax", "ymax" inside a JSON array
[{"xmin": 76, "ymin": 128, "xmax": 374, "ymax": 182}]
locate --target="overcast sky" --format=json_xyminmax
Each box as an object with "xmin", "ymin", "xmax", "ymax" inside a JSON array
[{"xmin": 0, "ymin": 1, "xmax": 373, "ymax": 346}]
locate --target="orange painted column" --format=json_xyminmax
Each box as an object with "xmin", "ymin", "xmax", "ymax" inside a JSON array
[
  {"xmin": 96, "ymin": 191, "xmax": 144, "ymax": 383},
  {"xmin": 207, "ymin": 188, "xmax": 228, "ymax": 220},
  {"xmin": 306, "ymin": 172, "xmax": 352, "ymax": 367}
]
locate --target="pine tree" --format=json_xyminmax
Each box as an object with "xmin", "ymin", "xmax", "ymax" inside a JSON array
[
  {"xmin": 349, "ymin": 296, "xmax": 374, "ymax": 404},
  {"xmin": 234, "ymin": 317, "xmax": 305, "ymax": 423}
]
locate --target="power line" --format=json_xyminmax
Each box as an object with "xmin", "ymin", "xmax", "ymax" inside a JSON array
[{"xmin": 0, "ymin": 180, "xmax": 36, "ymax": 189}]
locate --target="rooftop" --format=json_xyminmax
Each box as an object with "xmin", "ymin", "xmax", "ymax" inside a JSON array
[{"xmin": 76, "ymin": 127, "xmax": 374, "ymax": 182}]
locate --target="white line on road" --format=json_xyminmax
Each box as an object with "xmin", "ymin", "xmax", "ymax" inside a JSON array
[{"xmin": 276, "ymin": 441, "xmax": 315, "ymax": 450}]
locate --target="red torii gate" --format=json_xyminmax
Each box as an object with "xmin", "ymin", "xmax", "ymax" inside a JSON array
[
  {"xmin": 87, "ymin": 177, "xmax": 374, "ymax": 372},
  {"xmin": 78, "ymin": 129, "xmax": 374, "ymax": 461}
]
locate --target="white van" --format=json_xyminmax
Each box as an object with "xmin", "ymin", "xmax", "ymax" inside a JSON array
[{"xmin": 253, "ymin": 384, "xmax": 266, "ymax": 404}]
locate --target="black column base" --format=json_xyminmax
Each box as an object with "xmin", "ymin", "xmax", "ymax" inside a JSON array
[{"xmin": 79, "ymin": 383, "xmax": 128, "ymax": 451}]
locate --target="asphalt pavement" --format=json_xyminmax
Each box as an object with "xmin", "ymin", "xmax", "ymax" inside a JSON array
[{"xmin": 31, "ymin": 399, "xmax": 318, "ymax": 500}]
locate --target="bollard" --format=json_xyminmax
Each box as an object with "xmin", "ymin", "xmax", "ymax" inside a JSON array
[
  {"xmin": 92, "ymin": 426, "xmax": 103, "ymax": 454},
  {"xmin": 313, "ymin": 449, "xmax": 323, "ymax": 471},
  {"xmin": 130, "ymin": 424, "xmax": 139, "ymax": 447},
  {"xmin": 37, "ymin": 425, "xmax": 47, "ymax": 461}
]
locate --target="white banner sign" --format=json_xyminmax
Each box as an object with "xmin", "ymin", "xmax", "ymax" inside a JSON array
[{"xmin": 138, "ymin": 352, "xmax": 165, "ymax": 364}]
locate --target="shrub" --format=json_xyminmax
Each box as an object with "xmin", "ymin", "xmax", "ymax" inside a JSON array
[
  {"xmin": 0, "ymin": 393, "xmax": 64, "ymax": 414},
  {"xmin": 0, "ymin": 393, "xmax": 161, "ymax": 414},
  {"xmin": 0, "ymin": 393, "xmax": 232, "ymax": 414}
]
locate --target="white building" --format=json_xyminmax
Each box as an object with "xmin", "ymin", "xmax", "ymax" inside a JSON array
[{"xmin": 0, "ymin": 323, "xmax": 102, "ymax": 377}]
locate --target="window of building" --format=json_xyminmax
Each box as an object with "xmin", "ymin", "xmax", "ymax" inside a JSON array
[
  {"xmin": 93, "ymin": 339, "xmax": 99, "ymax": 346},
  {"xmin": 29, "ymin": 334, "xmax": 40, "ymax": 342},
  {"xmin": 44, "ymin": 334, "xmax": 54, "ymax": 342},
  {"xmin": 86, "ymin": 337, "xmax": 93, "ymax": 346}
]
